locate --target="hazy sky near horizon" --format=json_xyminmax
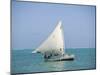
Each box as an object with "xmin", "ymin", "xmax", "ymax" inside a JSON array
[{"xmin": 12, "ymin": 1, "xmax": 96, "ymax": 50}]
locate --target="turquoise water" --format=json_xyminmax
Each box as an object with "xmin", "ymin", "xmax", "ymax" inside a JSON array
[{"xmin": 11, "ymin": 48, "xmax": 96, "ymax": 74}]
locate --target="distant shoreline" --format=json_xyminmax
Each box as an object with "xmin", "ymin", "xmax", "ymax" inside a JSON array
[{"xmin": 12, "ymin": 48, "xmax": 96, "ymax": 50}]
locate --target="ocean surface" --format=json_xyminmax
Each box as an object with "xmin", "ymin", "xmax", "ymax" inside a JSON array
[{"xmin": 11, "ymin": 48, "xmax": 96, "ymax": 74}]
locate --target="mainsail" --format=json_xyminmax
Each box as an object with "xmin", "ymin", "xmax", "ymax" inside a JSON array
[{"xmin": 32, "ymin": 21, "xmax": 65, "ymax": 57}]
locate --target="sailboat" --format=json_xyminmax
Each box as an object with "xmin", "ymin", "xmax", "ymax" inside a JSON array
[{"xmin": 32, "ymin": 21, "xmax": 74, "ymax": 61}]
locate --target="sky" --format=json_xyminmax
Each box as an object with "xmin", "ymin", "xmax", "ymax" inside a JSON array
[{"xmin": 12, "ymin": 1, "xmax": 96, "ymax": 50}]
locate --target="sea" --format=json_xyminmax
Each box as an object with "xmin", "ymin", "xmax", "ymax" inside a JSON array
[{"xmin": 11, "ymin": 48, "xmax": 96, "ymax": 74}]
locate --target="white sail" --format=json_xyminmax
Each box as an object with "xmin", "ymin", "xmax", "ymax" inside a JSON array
[{"xmin": 32, "ymin": 21, "xmax": 65, "ymax": 56}]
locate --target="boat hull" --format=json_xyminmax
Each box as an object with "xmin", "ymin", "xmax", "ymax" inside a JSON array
[{"xmin": 44, "ymin": 54, "xmax": 74, "ymax": 61}]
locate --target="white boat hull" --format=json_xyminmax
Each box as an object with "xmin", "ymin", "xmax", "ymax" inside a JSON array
[{"xmin": 45, "ymin": 54, "xmax": 74, "ymax": 61}]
